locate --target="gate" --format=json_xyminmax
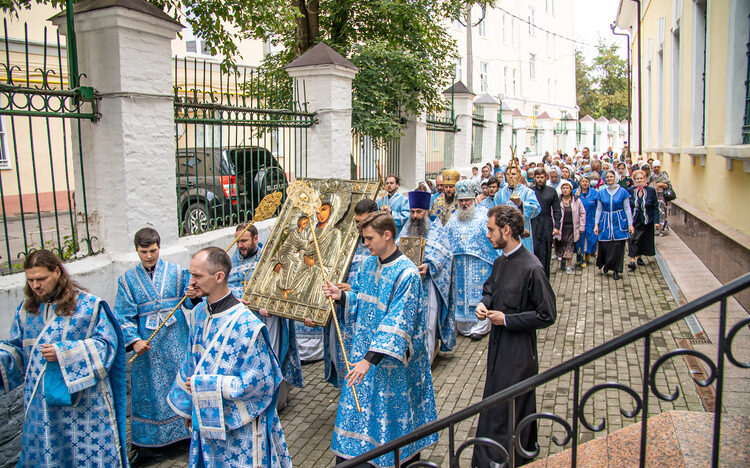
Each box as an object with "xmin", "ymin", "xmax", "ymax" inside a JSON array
[
  {"xmin": 174, "ymin": 57, "xmax": 316, "ymax": 236},
  {"xmin": 425, "ymin": 111, "xmax": 457, "ymax": 180},
  {"xmin": 0, "ymin": 7, "xmax": 99, "ymax": 275}
]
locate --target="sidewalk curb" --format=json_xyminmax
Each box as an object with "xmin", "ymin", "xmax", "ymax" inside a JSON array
[{"xmin": 655, "ymin": 247, "xmax": 707, "ymax": 339}]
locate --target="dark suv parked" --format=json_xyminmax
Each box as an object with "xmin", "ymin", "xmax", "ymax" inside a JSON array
[{"xmin": 176, "ymin": 147, "xmax": 287, "ymax": 235}]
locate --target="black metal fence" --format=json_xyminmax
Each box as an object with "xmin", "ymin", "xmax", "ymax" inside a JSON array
[
  {"xmin": 335, "ymin": 272, "xmax": 750, "ymax": 468},
  {"xmin": 173, "ymin": 57, "xmax": 315, "ymax": 236},
  {"xmin": 0, "ymin": 11, "xmax": 99, "ymax": 275}
]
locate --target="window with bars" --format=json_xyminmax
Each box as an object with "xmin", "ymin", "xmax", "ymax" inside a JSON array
[
  {"xmin": 0, "ymin": 117, "xmax": 10, "ymax": 170},
  {"xmin": 530, "ymin": 54, "xmax": 537, "ymax": 80},
  {"xmin": 480, "ymin": 62, "xmax": 489, "ymax": 92},
  {"xmin": 528, "ymin": 7, "xmax": 536, "ymax": 36}
]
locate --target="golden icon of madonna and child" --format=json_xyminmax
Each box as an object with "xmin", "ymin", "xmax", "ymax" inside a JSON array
[{"xmin": 242, "ymin": 178, "xmax": 380, "ymax": 326}]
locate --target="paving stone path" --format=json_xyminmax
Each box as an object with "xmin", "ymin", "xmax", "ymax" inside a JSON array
[{"xmin": 149, "ymin": 257, "xmax": 704, "ymax": 467}]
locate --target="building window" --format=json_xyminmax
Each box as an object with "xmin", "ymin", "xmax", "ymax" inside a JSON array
[
  {"xmin": 528, "ymin": 7, "xmax": 536, "ymax": 36},
  {"xmin": 480, "ymin": 62, "xmax": 489, "ymax": 92},
  {"xmin": 671, "ymin": 25, "xmax": 681, "ymax": 146},
  {"xmin": 690, "ymin": 0, "xmax": 707, "ymax": 146},
  {"xmin": 185, "ymin": 24, "xmax": 214, "ymax": 56},
  {"xmin": 512, "ymin": 17, "xmax": 518, "ymax": 47},
  {"xmin": 529, "ymin": 54, "xmax": 536, "ymax": 80},
  {"xmin": 455, "ymin": 57, "xmax": 463, "ymax": 82},
  {"xmin": 503, "ymin": 15, "xmax": 509, "ymax": 45},
  {"xmin": 657, "ymin": 49, "xmax": 664, "ymax": 147},
  {"xmin": 479, "ymin": 18, "xmax": 487, "ymax": 38},
  {"xmin": 546, "ymin": 32, "xmax": 551, "ymax": 57},
  {"xmin": 533, "ymin": 105, "xmax": 540, "ymax": 118},
  {"xmin": 513, "ymin": 68, "xmax": 518, "ymax": 96},
  {"xmin": 552, "ymin": 0, "xmax": 556, "ymax": 17},
  {"xmin": 0, "ymin": 117, "xmax": 10, "ymax": 169},
  {"xmin": 504, "ymin": 67, "xmax": 510, "ymax": 96}
]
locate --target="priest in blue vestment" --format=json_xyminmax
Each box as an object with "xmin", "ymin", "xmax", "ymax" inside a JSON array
[
  {"xmin": 377, "ymin": 174, "xmax": 410, "ymax": 235},
  {"xmin": 114, "ymin": 228, "xmax": 196, "ymax": 453},
  {"xmin": 445, "ymin": 180, "xmax": 499, "ymax": 339},
  {"xmin": 311, "ymin": 199, "xmax": 378, "ymax": 388},
  {"xmin": 494, "ymin": 165, "xmax": 541, "ymax": 252},
  {"xmin": 323, "ymin": 212, "xmax": 438, "ymax": 467},
  {"xmin": 168, "ymin": 247, "xmax": 292, "ymax": 468},
  {"xmin": 397, "ymin": 190, "xmax": 454, "ymax": 358},
  {"xmin": 430, "ymin": 169, "xmax": 460, "ymax": 226},
  {"xmin": 229, "ymin": 223, "xmax": 304, "ymax": 405},
  {"xmin": 0, "ymin": 250, "xmax": 128, "ymax": 467},
  {"xmin": 227, "ymin": 223, "xmax": 263, "ymax": 299}
]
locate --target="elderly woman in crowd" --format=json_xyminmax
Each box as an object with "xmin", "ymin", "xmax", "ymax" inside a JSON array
[
  {"xmin": 649, "ymin": 160, "xmax": 671, "ymax": 235},
  {"xmin": 560, "ymin": 166, "xmax": 578, "ymax": 192},
  {"xmin": 594, "ymin": 170, "xmax": 634, "ymax": 280},
  {"xmin": 555, "ymin": 180, "xmax": 586, "ymax": 274},
  {"xmin": 575, "ymin": 174, "xmax": 599, "ymax": 267},
  {"xmin": 628, "ymin": 169, "xmax": 659, "ymax": 271},
  {"xmin": 548, "ymin": 167, "xmax": 562, "ymax": 191}
]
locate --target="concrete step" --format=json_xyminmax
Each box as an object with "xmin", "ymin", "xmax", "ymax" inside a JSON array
[{"xmin": 527, "ymin": 411, "xmax": 750, "ymax": 467}]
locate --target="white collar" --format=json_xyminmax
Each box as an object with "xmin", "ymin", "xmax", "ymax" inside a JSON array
[{"xmin": 503, "ymin": 242, "xmax": 523, "ymax": 257}]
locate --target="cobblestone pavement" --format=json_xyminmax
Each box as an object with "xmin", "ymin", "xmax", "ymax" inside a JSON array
[{"xmin": 148, "ymin": 255, "xmax": 704, "ymax": 467}]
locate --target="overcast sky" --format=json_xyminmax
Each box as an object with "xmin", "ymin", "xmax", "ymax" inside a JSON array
[{"xmin": 573, "ymin": 0, "xmax": 629, "ymax": 62}]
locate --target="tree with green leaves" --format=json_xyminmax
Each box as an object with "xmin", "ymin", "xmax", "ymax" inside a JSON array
[
  {"xmin": 575, "ymin": 41, "xmax": 629, "ymax": 121},
  {"xmin": 4, "ymin": 0, "xmax": 470, "ymax": 142}
]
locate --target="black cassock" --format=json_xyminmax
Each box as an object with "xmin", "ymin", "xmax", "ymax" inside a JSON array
[
  {"xmin": 530, "ymin": 185, "xmax": 561, "ymax": 279},
  {"xmin": 472, "ymin": 246, "xmax": 557, "ymax": 467}
]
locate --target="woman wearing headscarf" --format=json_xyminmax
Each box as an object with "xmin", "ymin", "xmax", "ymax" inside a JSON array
[
  {"xmin": 575, "ymin": 174, "xmax": 599, "ymax": 267},
  {"xmin": 594, "ymin": 170, "xmax": 634, "ymax": 280},
  {"xmin": 554, "ymin": 180, "xmax": 586, "ymax": 274},
  {"xmin": 627, "ymin": 170, "xmax": 658, "ymax": 271},
  {"xmin": 649, "ymin": 160, "xmax": 671, "ymax": 235},
  {"xmin": 547, "ymin": 167, "xmax": 562, "ymax": 191}
]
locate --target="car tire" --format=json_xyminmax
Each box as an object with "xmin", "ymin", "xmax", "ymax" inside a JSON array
[{"xmin": 184, "ymin": 202, "xmax": 209, "ymax": 235}]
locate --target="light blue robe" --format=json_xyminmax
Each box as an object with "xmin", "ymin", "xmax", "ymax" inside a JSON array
[
  {"xmin": 323, "ymin": 239, "xmax": 369, "ymax": 388},
  {"xmin": 444, "ymin": 206, "xmax": 499, "ymax": 328},
  {"xmin": 227, "ymin": 243, "xmax": 263, "ymax": 299},
  {"xmin": 397, "ymin": 219, "xmax": 455, "ymax": 352},
  {"xmin": 378, "ymin": 192, "xmax": 410, "ymax": 235},
  {"xmin": 167, "ymin": 302, "xmax": 292, "ymax": 468},
  {"xmin": 114, "ymin": 258, "xmax": 194, "ymax": 447},
  {"xmin": 576, "ymin": 187, "xmax": 599, "ymax": 255},
  {"xmin": 494, "ymin": 184, "xmax": 541, "ymax": 252},
  {"xmin": 0, "ymin": 293, "xmax": 128, "ymax": 467},
  {"xmin": 332, "ymin": 254, "xmax": 438, "ymax": 467}
]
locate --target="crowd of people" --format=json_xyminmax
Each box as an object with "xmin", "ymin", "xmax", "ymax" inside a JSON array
[{"xmin": 0, "ymin": 144, "xmax": 671, "ymax": 468}]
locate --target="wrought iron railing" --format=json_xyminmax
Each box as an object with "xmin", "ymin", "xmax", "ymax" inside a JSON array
[
  {"xmin": 351, "ymin": 132, "xmax": 400, "ymax": 182},
  {"xmin": 173, "ymin": 57, "xmax": 315, "ymax": 236},
  {"xmin": 0, "ymin": 7, "xmax": 99, "ymax": 275},
  {"xmin": 335, "ymin": 272, "xmax": 750, "ymax": 468}
]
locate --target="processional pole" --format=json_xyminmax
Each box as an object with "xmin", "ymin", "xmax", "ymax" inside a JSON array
[{"xmin": 128, "ymin": 192, "xmax": 283, "ymax": 365}]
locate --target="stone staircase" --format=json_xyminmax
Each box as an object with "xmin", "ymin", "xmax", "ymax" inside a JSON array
[{"xmin": 527, "ymin": 411, "xmax": 750, "ymax": 467}]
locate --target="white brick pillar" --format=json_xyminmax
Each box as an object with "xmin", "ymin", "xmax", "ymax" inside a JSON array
[
  {"xmin": 580, "ymin": 116, "xmax": 595, "ymax": 153},
  {"xmin": 474, "ymin": 93, "xmax": 500, "ymax": 165},
  {"xmin": 398, "ymin": 112, "xmax": 427, "ymax": 190},
  {"xmin": 285, "ymin": 43, "xmax": 357, "ymax": 180},
  {"xmin": 499, "ymin": 103, "xmax": 514, "ymax": 162},
  {"xmin": 52, "ymin": 0, "xmax": 185, "ymax": 259},
  {"xmin": 537, "ymin": 116, "xmax": 553, "ymax": 157},
  {"xmin": 512, "ymin": 111, "xmax": 527, "ymax": 159},
  {"xmin": 444, "ymin": 82, "xmax": 475, "ymax": 171},
  {"xmin": 563, "ymin": 117, "xmax": 577, "ymax": 155}
]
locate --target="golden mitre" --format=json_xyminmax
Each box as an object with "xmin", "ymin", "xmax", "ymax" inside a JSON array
[{"xmin": 442, "ymin": 169, "xmax": 460, "ymax": 186}]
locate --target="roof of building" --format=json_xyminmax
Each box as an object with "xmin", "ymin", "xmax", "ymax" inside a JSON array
[
  {"xmin": 512, "ymin": 108, "xmax": 522, "ymax": 117},
  {"xmin": 51, "ymin": 0, "xmax": 181, "ymax": 26},
  {"xmin": 536, "ymin": 111, "xmax": 551, "ymax": 120},
  {"xmin": 285, "ymin": 42, "xmax": 358, "ymax": 71},
  {"xmin": 444, "ymin": 81, "xmax": 475, "ymax": 95},
  {"xmin": 580, "ymin": 114, "xmax": 595, "ymax": 122},
  {"xmin": 474, "ymin": 93, "xmax": 500, "ymax": 105}
]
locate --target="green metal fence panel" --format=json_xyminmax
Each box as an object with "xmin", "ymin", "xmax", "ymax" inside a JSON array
[
  {"xmin": 425, "ymin": 110, "xmax": 457, "ymax": 180},
  {"xmin": 174, "ymin": 57, "xmax": 315, "ymax": 236},
  {"xmin": 0, "ymin": 17, "xmax": 98, "ymax": 275},
  {"xmin": 350, "ymin": 132, "xmax": 400, "ymax": 182},
  {"xmin": 471, "ymin": 107, "xmax": 484, "ymax": 164}
]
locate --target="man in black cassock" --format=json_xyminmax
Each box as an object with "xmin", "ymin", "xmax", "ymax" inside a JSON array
[
  {"xmin": 530, "ymin": 167, "xmax": 561, "ymax": 278},
  {"xmin": 472, "ymin": 205, "xmax": 557, "ymax": 467}
]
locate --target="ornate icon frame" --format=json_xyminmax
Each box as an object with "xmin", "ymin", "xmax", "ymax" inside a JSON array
[{"xmin": 242, "ymin": 178, "xmax": 379, "ymax": 326}]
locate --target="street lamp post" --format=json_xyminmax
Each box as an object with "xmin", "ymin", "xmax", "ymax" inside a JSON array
[{"xmin": 610, "ymin": 22, "xmax": 631, "ymax": 149}]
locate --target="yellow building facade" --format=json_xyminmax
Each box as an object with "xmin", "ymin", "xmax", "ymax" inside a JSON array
[
  {"xmin": 616, "ymin": 0, "xmax": 750, "ymax": 309},
  {"xmin": 616, "ymin": 0, "xmax": 750, "ymax": 237}
]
